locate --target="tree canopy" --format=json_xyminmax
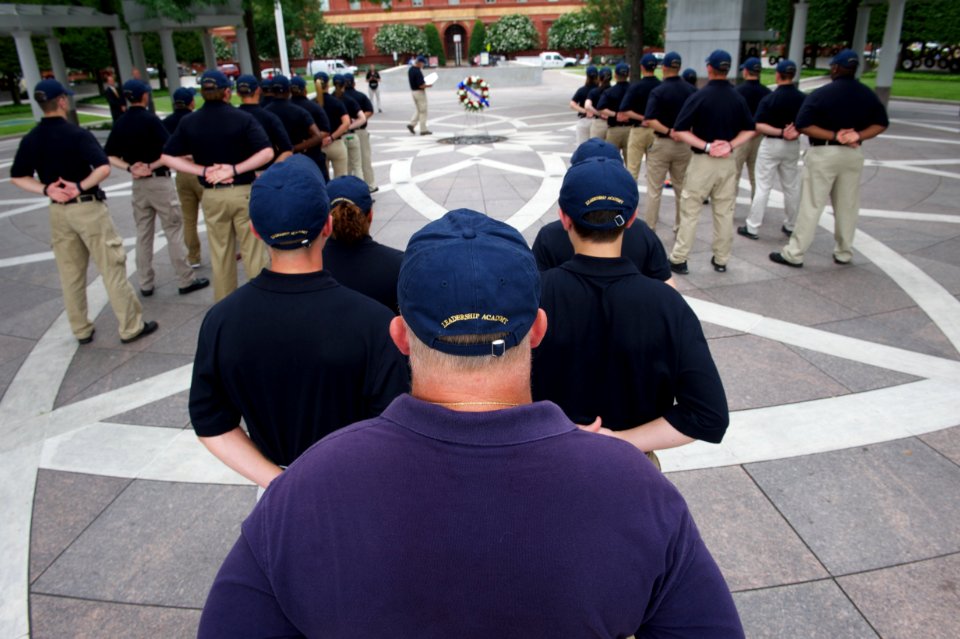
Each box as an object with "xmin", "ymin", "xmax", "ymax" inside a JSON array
[
  {"xmin": 548, "ymin": 11, "xmax": 602, "ymax": 53},
  {"xmin": 374, "ymin": 23, "xmax": 427, "ymax": 57},
  {"xmin": 486, "ymin": 14, "xmax": 539, "ymax": 54},
  {"xmin": 311, "ymin": 24, "xmax": 364, "ymax": 60}
]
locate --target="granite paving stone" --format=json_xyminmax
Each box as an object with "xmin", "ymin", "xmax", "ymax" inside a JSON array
[
  {"xmin": 816, "ymin": 306, "xmax": 960, "ymax": 360},
  {"xmin": 837, "ymin": 553, "xmax": 960, "ymax": 639},
  {"xmin": 911, "ymin": 235, "xmax": 960, "ymax": 268},
  {"xmin": 792, "ymin": 266, "xmax": 916, "ymax": 316},
  {"xmin": 733, "ymin": 580, "xmax": 878, "ymax": 639},
  {"xmin": 107, "ymin": 389, "xmax": 191, "ymax": 429},
  {"xmin": 706, "ymin": 279, "xmax": 862, "ymax": 327},
  {"xmin": 905, "ymin": 254, "xmax": 960, "ymax": 296},
  {"xmin": 919, "ymin": 425, "xmax": 960, "ymax": 466},
  {"xmin": 32, "ymin": 480, "xmax": 253, "ymax": 607},
  {"xmin": 63, "ymin": 352, "xmax": 194, "ymax": 405},
  {"xmin": 30, "ymin": 594, "xmax": 202, "ymax": 639},
  {"xmin": 54, "ymin": 347, "xmax": 138, "ymax": 408},
  {"xmin": 785, "ymin": 345, "xmax": 921, "ymax": 393},
  {"xmin": 667, "ymin": 466, "xmax": 827, "ymax": 591},
  {"xmin": 745, "ymin": 439, "xmax": 960, "ymax": 575}
]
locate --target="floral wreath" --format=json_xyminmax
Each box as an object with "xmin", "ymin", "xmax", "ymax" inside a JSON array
[{"xmin": 457, "ymin": 76, "xmax": 490, "ymax": 112}]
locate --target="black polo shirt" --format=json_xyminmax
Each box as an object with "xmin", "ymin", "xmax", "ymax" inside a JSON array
[
  {"xmin": 319, "ymin": 93, "xmax": 349, "ymax": 134},
  {"xmin": 597, "ymin": 80, "xmax": 630, "ymax": 127},
  {"xmin": 104, "ymin": 106, "xmax": 169, "ymax": 164},
  {"xmin": 735, "ymin": 79, "xmax": 771, "ymax": 116},
  {"xmin": 619, "ymin": 76, "xmax": 661, "ymax": 124},
  {"xmin": 795, "ymin": 75, "xmax": 889, "ymax": 134},
  {"xmin": 754, "ymin": 84, "xmax": 807, "ymax": 130},
  {"xmin": 162, "ymin": 108, "xmax": 191, "ymax": 135},
  {"xmin": 189, "ymin": 269, "xmax": 409, "ymax": 467},
  {"xmin": 238, "ymin": 104, "xmax": 293, "ymax": 161},
  {"xmin": 323, "ymin": 236, "xmax": 403, "ymax": 313},
  {"xmin": 532, "ymin": 255, "xmax": 728, "ymax": 442},
  {"xmin": 531, "ymin": 220, "xmax": 672, "ymax": 282},
  {"xmin": 586, "ymin": 85, "xmax": 607, "ymax": 110},
  {"xmin": 408, "ymin": 65, "xmax": 425, "ymax": 90},
  {"xmin": 644, "ymin": 76, "xmax": 698, "ymax": 129},
  {"xmin": 339, "ymin": 92, "xmax": 362, "ymax": 123},
  {"xmin": 11, "ymin": 117, "xmax": 108, "ymax": 197},
  {"xmin": 291, "ymin": 94, "xmax": 332, "ymax": 134},
  {"xmin": 162, "ymin": 100, "xmax": 271, "ymax": 186},
  {"xmin": 345, "ymin": 88, "xmax": 373, "ymax": 130},
  {"xmin": 673, "ymin": 79, "xmax": 755, "ymax": 145},
  {"xmin": 264, "ymin": 99, "xmax": 315, "ymax": 146},
  {"xmin": 571, "ymin": 85, "xmax": 591, "ymax": 117}
]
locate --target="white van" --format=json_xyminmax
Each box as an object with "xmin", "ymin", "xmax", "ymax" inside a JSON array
[{"xmin": 306, "ymin": 59, "xmax": 358, "ymax": 78}]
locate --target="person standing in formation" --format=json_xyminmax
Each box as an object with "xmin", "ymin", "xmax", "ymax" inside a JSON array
[
  {"xmin": 104, "ymin": 79, "xmax": 209, "ymax": 298},
  {"xmin": 406, "ymin": 55, "xmax": 432, "ymax": 136},
  {"xmin": 365, "ymin": 64, "xmax": 382, "ymax": 113},
  {"xmin": 344, "ymin": 74, "xmax": 378, "ymax": 192},
  {"xmin": 235, "ymin": 75, "xmax": 294, "ymax": 172},
  {"xmin": 586, "ymin": 67, "xmax": 612, "ymax": 140},
  {"xmin": 313, "ymin": 72, "xmax": 351, "ymax": 178},
  {"xmin": 289, "ymin": 75, "xmax": 332, "ymax": 177},
  {"xmin": 737, "ymin": 59, "xmax": 806, "ymax": 240},
  {"xmin": 162, "ymin": 87, "xmax": 204, "ymax": 268},
  {"xmin": 682, "ymin": 67, "xmax": 698, "ymax": 86},
  {"xmin": 733, "ymin": 57, "xmax": 771, "ymax": 200},
  {"xmin": 597, "ymin": 63, "xmax": 631, "ymax": 158},
  {"xmin": 332, "ymin": 74, "xmax": 367, "ymax": 179},
  {"xmin": 570, "ymin": 65, "xmax": 599, "ymax": 146},
  {"xmin": 263, "ymin": 75, "xmax": 324, "ymax": 176},
  {"xmin": 618, "ymin": 53, "xmax": 662, "ymax": 181}
]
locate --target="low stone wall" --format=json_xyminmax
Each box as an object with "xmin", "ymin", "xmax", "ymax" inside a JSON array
[{"xmin": 377, "ymin": 64, "xmax": 542, "ymax": 92}]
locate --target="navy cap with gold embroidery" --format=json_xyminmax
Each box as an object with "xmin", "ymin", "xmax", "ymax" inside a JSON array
[
  {"xmin": 235, "ymin": 74, "xmax": 259, "ymax": 95},
  {"xmin": 327, "ymin": 175, "xmax": 372, "ymax": 214},
  {"xmin": 33, "ymin": 79, "xmax": 73, "ymax": 103},
  {"xmin": 559, "ymin": 157, "xmax": 639, "ymax": 229},
  {"xmin": 249, "ymin": 155, "xmax": 330, "ymax": 250},
  {"xmin": 399, "ymin": 209, "xmax": 540, "ymax": 357},
  {"xmin": 122, "ymin": 79, "xmax": 151, "ymax": 102}
]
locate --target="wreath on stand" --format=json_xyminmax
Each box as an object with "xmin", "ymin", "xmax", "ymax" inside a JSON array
[{"xmin": 457, "ymin": 76, "xmax": 490, "ymax": 112}]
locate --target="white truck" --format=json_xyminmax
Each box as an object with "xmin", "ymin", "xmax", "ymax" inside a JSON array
[
  {"xmin": 514, "ymin": 51, "xmax": 578, "ymax": 68},
  {"xmin": 306, "ymin": 59, "xmax": 358, "ymax": 78}
]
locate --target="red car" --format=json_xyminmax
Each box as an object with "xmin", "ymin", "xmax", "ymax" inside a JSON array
[{"xmin": 218, "ymin": 63, "xmax": 240, "ymax": 79}]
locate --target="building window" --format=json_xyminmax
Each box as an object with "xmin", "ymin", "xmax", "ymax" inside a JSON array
[
  {"xmin": 319, "ymin": 0, "xmax": 329, "ymax": 10},
  {"xmin": 449, "ymin": 0, "xmax": 459, "ymax": 5},
  {"xmin": 349, "ymin": 1, "xmax": 360, "ymax": 9},
  {"xmin": 485, "ymin": 0, "xmax": 495, "ymax": 3},
  {"xmin": 412, "ymin": 0, "xmax": 423, "ymax": 5}
]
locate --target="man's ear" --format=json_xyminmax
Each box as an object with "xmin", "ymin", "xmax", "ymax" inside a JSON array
[
  {"xmin": 529, "ymin": 308, "xmax": 548, "ymax": 348},
  {"xmin": 389, "ymin": 316, "xmax": 411, "ymax": 355},
  {"xmin": 320, "ymin": 214, "xmax": 334, "ymax": 238},
  {"xmin": 558, "ymin": 209, "xmax": 574, "ymax": 232}
]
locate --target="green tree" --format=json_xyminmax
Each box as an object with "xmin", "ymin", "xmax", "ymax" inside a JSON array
[
  {"xmin": 424, "ymin": 23, "xmax": 446, "ymax": 67},
  {"xmin": 374, "ymin": 23, "xmax": 427, "ymax": 58},
  {"xmin": 548, "ymin": 11, "xmax": 602, "ymax": 53},
  {"xmin": 311, "ymin": 24, "xmax": 365, "ymax": 60},
  {"xmin": 586, "ymin": 0, "xmax": 665, "ymax": 77},
  {"xmin": 468, "ymin": 20, "xmax": 487, "ymax": 60},
  {"xmin": 174, "ymin": 31, "xmax": 205, "ymax": 65},
  {"xmin": 213, "ymin": 35, "xmax": 232, "ymax": 61},
  {"xmin": 486, "ymin": 14, "xmax": 539, "ymax": 55}
]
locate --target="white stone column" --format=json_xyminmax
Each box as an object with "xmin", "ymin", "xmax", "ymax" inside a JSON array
[
  {"xmin": 236, "ymin": 26, "xmax": 254, "ymax": 75},
  {"xmin": 202, "ymin": 30, "xmax": 218, "ymax": 71},
  {"xmin": 110, "ymin": 29, "xmax": 134, "ymax": 82},
  {"xmin": 45, "ymin": 36, "xmax": 77, "ymax": 124},
  {"xmin": 160, "ymin": 29, "xmax": 180, "ymax": 92},
  {"xmin": 12, "ymin": 30, "xmax": 43, "ymax": 122},
  {"xmin": 876, "ymin": 0, "xmax": 906, "ymax": 106},
  {"xmin": 788, "ymin": 1, "xmax": 808, "ymax": 68},
  {"xmin": 274, "ymin": 0, "xmax": 290, "ymax": 76},
  {"xmin": 852, "ymin": 3, "xmax": 872, "ymax": 79},
  {"xmin": 130, "ymin": 33, "xmax": 149, "ymax": 83}
]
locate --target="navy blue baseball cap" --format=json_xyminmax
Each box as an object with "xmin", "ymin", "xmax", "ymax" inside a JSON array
[
  {"xmin": 250, "ymin": 155, "xmax": 330, "ymax": 250},
  {"xmin": 776, "ymin": 58, "xmax": 798, "ymax": 75},
  {"xmin": 614, "ymin": 62, "xmax": 630, "ymax": 76},
  {"xmin": 705, "ymin": 49, "xmax": 732, "ymax": 72},
  {"xmin": 199, "ymin": 70, "xmax": 232, "ymax": 89},
  {"xmin": 327, "ymin": 175, "xmax": 372, "ymax": 214},
  {"xmin": 599, "ymin": 67, "xmax": 612, "ymax": 80},
  {"xmin": 332, "ymin": 73, "xmax": 346, "ymax": 85},
  {"xmin": 571, "ymin": 138, "xmax": 623, "ymax": 165},
  {"xmin": 559, "ymin": 157, "xmax": 638, "ymax": 230},
  {"xmin": 314, "ymin": 71, "xmax": 329, "ymax": 83},
  {"xmin": 235, "ymin": 74, "xmax": 259, "ymax": 95},
  {"xmin": 122, "ymin": 79, "xmax": 151, "ymax": 101},
  {"xmin": 271, "ymin": 74, "xmax": 291, "ymax": 92},
  {"xmin": 640, "ymin": 53, "xmax": 659, "ymax": 70},
  {"xmin": 399, "ymin": 209, "xmax": 540, "ymax": 357},
  {"xmin": 290, "ymin": 75, "xmax": 307, "ymax": 90},
  {"xmin": 663, "ymin": 52, "xmax": 682, "ymax": 69},
  {"xmin": 172, "ymin": 87, "xmax": 196, "ymax": 106},
  {"xmin": 33, "ymin": 79, "xmax": 73, "ymax": 103},
  {"xmin": 739, "ymin": 56, "xmax": 762, "ymax": 73},
  {"xmin": 681, "ymin": 68, "xmax": 698, "ymax": 83},
  {"xmin": 585, "ymin": 65, "xmax": 598, "ymax": 77},
  {"xmin": 831, "ymin": 49, "xmax": 859, "ymax": 69},
  {"xmin": 416, "ymin": 55, "xmax": 427, "ymax": 64}
]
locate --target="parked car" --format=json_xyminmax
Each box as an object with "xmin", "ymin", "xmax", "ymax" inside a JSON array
[
  {"xmin": 306, "ymin": 59, "xmax": 357, "ymax": 78},
  {"xmin": 515, "ymin": 52, "xmax": 578, "ymax": 68},
  {"xmin": 218, "ymin": 63, "xmax": 241, "ymax": 79}
]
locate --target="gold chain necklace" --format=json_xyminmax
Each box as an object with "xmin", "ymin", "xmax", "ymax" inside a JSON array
[{"xmin": 430, "ymin": 400, "xmax": 519, "ymax": 408}]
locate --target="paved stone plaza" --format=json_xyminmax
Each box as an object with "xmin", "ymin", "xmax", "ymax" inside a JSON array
[{"xmin": 1, "ymin": 71, "xmax": 958, "ymax": 637}]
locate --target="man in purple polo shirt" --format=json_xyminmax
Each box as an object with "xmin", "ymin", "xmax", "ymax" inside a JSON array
[{"xmin": 198, "ymin": 210, "xmax": 744, "ymax": 638}]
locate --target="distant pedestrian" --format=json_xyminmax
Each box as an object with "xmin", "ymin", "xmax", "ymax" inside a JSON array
[
  {"xmin": 407, "ymin": 55, "xmax": 432, "ymax": 136},
  {"xmin": 102, "ymin": 71, "xmax": 125, "ymax": 122},
  {"xmin": 365, "ymin": 65, "xmax": 382, "ymax": 113}
]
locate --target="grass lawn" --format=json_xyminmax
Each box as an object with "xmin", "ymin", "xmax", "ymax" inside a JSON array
[
  {"xmin": 0, "ymin": 109, "xmax": 110, "ymax": 137},
  {"xmin": 80, "ymin": 89, "xmax": 242, "ymax": 113}
]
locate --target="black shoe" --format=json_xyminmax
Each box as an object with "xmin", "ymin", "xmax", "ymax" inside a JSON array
[
  {"xmin": 669, "ymin": 261, "xmax": 689, "ymax": 275},
  {"xmin": 769, "ymin": 252, "xmax": 802, "ymax": 268},
  {"xmin": 711, "ymin": 256, "xmax": 727, "ymax": 272},
  {"xmin": 420, "ymin": 130, "xmax": 433, "ymax": 136},
  {"xmin": 121, "ymin": 320, "xmax": 159, "ymax": 344},
  {"xmin": 178, "ymin": 277, "xmax": 210, "ymax": 295},
  {"xmin": 737, "ymin": 225, "xmax": 759, "ymax": 240},
  {"xmin": 781, "ymin": 225, "xmax": 793, "ymax": 237},
  {"xmin": 140, "ymin": 288, "xmax": 154, "ymax": 297},
  {"xmin": 369, "ymin": 186, "xmax": 379, "ymax": 193},
  {"xmin": 406, "ymin": 124, "xmax": 415, "ymax": 134},
  {"xmin": 833, "ymin": 256, "xmax": 852, "ymax": 265},
  {"xmin": 78, "ymin": 328, "xmax": 95, "ymax": 345}
]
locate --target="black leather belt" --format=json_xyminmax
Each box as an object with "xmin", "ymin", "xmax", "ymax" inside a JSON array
[
  {"xmin": 205, "ymin": 182, "xmax": 253, "ymax": 189},
  {"xmin": 56, "ymin": 193, "xmax": 102, "ymax": 205},
  {"xmin": 143, "ymin": 168, "xmax": 171, "ymax": 178},
  {"xmin": 809, "ymin": 139, "xmax": 844, "ymax": 147}
]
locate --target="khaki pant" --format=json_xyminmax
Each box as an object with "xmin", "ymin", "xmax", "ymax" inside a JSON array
[
  {"xmin": 734, "ymin": 134, "xmax": 763, "ymax": 200},
  {"xmin": 200, "ymin": 185, "xmax": 268, "ymax": 301},
  {"xmin": 744, "ymin": 138, "xmax": 802, "ymax": 235},
  {"xmin": 131, "ymin": 177, "xmax": 195, "ymax": 291},
  {"xmin": 49, "ymin": 200, "xmax": 144, "ymax": 341},
  {"xmin": 409, "ymin": 90, "xmax": 428, "ymax": 133},
  {"xmin": 368, "ymin": 87, "xmax": 381, "ymax": 112},
  {"xmin": 325, "ymin": 138, "xmax": 348, "ymax": 179},
  {"xmin": 670, "ymin": 153, "xmax": 738, "ymax": 267},
  {"xmin": 175, "ymin": 171, "xmax": 204, "ymax": 265},
  {"xmin": 589, "ymin": 118, "xmax": 608, "ymax": 140},
  {"xmin": 356, "ymin": 128, "xmax": 376, "ymax": 187},
  {"xmin": 575, "ymin": 117, "xmax": 591, "ymax": 146},
  {"xmin": 644, "ymin": 137, "xmax": 692, "ymax": 230},
  {"xmin": 344, "ymin": 132, "xmax": 362, "ymax": 179},
  {"xmin": 626, "ymin": 126, "xmax": 656, "ymax": 180},
  {"xmin": 605, "ymin": 125, "xmax": 631, "ymax": 165},
  {"xmin": 781, "ymin": 145, "xmax": 864, "ymax": 265}
]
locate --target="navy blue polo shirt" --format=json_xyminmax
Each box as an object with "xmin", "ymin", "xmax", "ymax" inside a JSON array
[
  {"xmin": 104, "ymin": 106, "xmax": 169, "ymax": 164},
  {"xmin": 162, "ymin": 100, "xmax": 271, "ymax": 186},
  {"xmin": 189, "ymin": 269, "xmax": 409, "ymax": 467},
  {"xmin": 339, "ymin": 92, "xmax": 362, "ymax": 122},
  {"xmin": 619, "ymin": 76, "xmax": 661, "ymax": 123},
  {"xmin": 161, "ymin": 108, "xmax": 191, "ymax": 135},
  {"xmin": 673, "ymin": 79, "xmax": 755, "ymax": 145},
  {"xmin": 345, "ymin": 87, "xmax": 373, "ymax": 129},
  {"xmin": 644, "ymin": 76, "xmax": 697, "ymax": 128},
  {"xmin": 571, "ymin": 85, "xmax": 591, "ymax": 117},
  {"xmin": 754, "ymin": 83, "xmax": 807, "ymax": 129},
  {"xmin": 795, "ymin": 75, "xmax": 889, "ymax": 134},
  {"xmin": 533, "ymin": 255, "xmax": 729, "ymax": 442},
  {"xmin": 291, "ymin": 94, "xmax": 332, "ymax": 133},
  {"xmin": 11, "ymin": 117, "xmax": 108, "ymax": 197},
  {"xmin": 531, "ymin": 220, "xmax": 672, "ymax": 281},
  {"xmin": 320, "ymin": 93, "xmax": 349, "ymax": 134},
  {"xmin": 323, "ymin": 237, "xmax": 403, "ymax": 313},
  {"xmin": 408, "ymin": 65, "xmax": 425, "ymax": 90},
  {"xmin": 735, "ymin": 79, "xmax": 771, "ymax": 116},
  {"xmin": 238, "ymin": 104, "xmax": 293, "ymax": 161},
  {"xmin": 264, "ymin": 99, "xmax": 316, "ymax": 146},
  {"xmin": 597, "ymin": 80, "xmax": 630, "ymax": 127},
  {"xmin": 586, "ymin": 85, "xmax": 607, "ymax": 109}
]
